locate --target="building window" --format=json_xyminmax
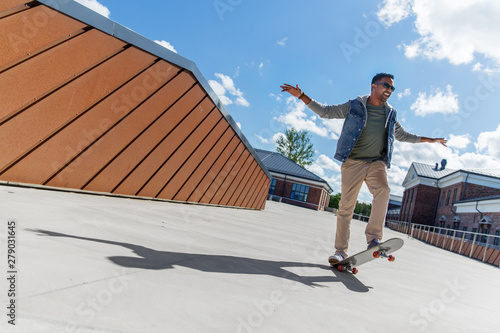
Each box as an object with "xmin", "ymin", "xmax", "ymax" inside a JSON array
[
  {"xmin": 471, "ymin": 228, "xmax": 477, "ymax": 241},
  {"xmin": 494, "ymin": 231, "xmax": 500, "ymax": 246},
  {"xmin": 269, "ymin": 178, "xmax": 277, "ymax": 195},
  {"xmin": 480, "ymin": 227, "xmax": 489, "ymax": 244},
  {"xmin": 445, "ymin": 190, "xmax": 451, "ymax": 206},
  {"xmin": 291, "ymin": 183, "xmax": 309, "ymax": 202},
  {"xmin": 452, "ymin": 188, "xmax": 458, "ymax": 204},
  {"xmin": 440, "ymin": 192, "xmax": 445, "ymax": 207}
]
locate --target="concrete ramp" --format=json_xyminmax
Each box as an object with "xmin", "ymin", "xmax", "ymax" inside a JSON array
[{"xmin": 1, "ymin": 184, "xmax": 499, "ymax": 332}]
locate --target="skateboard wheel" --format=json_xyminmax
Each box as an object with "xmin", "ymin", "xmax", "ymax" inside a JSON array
[
  {"xmin": 373, "ymin": 251, "xmax": 380, "ymax": 258},
  {"xmin": 388, "ymin": 255, "xmax": 395, "ymax": 262},
  {"xmin": 352, "ymin": 267, "xmax": 358, "ymax": 274},
  {"xmin": 337, "ymin": 265, "xmax": 344, "ymax": 272}
]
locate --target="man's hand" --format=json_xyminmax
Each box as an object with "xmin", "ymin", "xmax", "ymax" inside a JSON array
[
  {"xmin": 421, "ymin": 137, "xmax": 448, "ymax": 147},
  {"xmin": 280, "ymin": 83, "xmax": 302, "ymax": 98},
  {"xmin": 280, "ymin": 83, "xmax": 311, "ymax": 104}
]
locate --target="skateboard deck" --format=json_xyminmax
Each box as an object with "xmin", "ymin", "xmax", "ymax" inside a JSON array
[{"xmin": 331, "ymin": 238, "xmax": 404, "ymax": 274}]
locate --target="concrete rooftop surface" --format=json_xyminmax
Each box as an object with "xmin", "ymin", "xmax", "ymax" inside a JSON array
[{"xmin": 1, "ymin": 184, "xmax": 499, "ymax": 333}]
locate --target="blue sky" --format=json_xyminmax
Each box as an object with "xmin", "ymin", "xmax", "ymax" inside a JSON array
[{"xmin": 77, "ymin": 0, "xmax": 500, "ymax": 202}]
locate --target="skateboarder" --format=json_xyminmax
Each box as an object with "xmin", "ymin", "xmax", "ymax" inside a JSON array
[{"xmin": 280, "ymin": 73, "xmax": 447, "ymax": 264}]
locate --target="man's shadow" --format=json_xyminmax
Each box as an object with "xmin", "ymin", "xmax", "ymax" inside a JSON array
[{"xmin": 30, "ymin": 229, "xmax": 369, "ymax": 293}]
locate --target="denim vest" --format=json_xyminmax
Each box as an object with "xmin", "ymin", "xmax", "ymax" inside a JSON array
[{"xmin": 334, "ymin": 98, "xmax": 397, "ymax": 168}]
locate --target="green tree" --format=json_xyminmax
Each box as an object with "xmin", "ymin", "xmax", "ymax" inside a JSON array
[
  {"xmin": 329, "ymin": 193, "xmax": 372, "ymax": 216},
  {"xmin": 355, "ymin": 201, "xmax": 372, "ymax": 216},
  {"xmin": 276, "ymin": 128, "xmax": 314, "ymax": 167},
  {"xmin": 329, "ymin": 193, "xmax": 341, "ymax": 209}
]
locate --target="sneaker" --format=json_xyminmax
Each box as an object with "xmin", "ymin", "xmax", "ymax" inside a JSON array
[
  {"xmin": 328, "ymin": 253, "xmax": 345, "ymax": 265},
  {"xmin": 367, "ymin": 239, "xmax": 381, "ymax": 250}
]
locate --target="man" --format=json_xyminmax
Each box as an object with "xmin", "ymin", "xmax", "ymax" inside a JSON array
[{"xmin": 280, "ymin": 73, "xmax": 447, "ymax": 264}]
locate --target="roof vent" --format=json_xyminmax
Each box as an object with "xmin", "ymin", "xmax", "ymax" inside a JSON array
[{"xmin": 440, "ymin": 159, "xmax": 447, "ymax": 170}]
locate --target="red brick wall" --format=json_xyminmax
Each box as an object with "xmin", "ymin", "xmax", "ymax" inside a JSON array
[
  {"xmin": 435, "ymin": 183, "xmax": 500, "ymax": 226},
  {"xmin": 400, "ymin": 184, "xmax": 439, "ymax": 225},
  {"xmin": 435, "ymin": 184, "xmax": 462, "ymax": 226},
  {"xmin": 462, "ymin": 183, "xmax": 500, "ymax": 200},
  {"xmin": 457, "ymin": 212, "xmax": 500, "ymax": 233}
]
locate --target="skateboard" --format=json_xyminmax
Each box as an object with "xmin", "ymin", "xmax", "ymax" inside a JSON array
[{"xmin": 330, "ymin": 238, "xmax": 404, "ymax": 274}]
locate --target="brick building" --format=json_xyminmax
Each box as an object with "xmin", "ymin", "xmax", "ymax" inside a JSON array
[
  {"xmin": 400, "ymin": 162, "xmax": 500, "ymax": 243},
  {"xmin": 255, "ymin": 149, "xmax": 333, "ymax": 210}
]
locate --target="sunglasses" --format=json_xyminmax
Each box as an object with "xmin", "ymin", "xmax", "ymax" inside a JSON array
[{"xmin": 374, "ymin": 82, "xmax": 396, "ymax": 92}]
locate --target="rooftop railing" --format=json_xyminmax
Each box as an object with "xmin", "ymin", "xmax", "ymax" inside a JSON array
[{"xmin": 386, "ymin": 220, "xmax": 500, "ymax": 268}]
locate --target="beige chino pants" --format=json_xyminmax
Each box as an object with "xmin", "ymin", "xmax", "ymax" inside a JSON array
[{"xmin": 335, "ymin": 159, "xmax": 390, "ymax": 257}]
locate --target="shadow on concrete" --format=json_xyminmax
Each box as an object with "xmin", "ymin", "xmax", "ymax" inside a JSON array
[{"xmin": 30, "ymin": 229, "xmax": 369, "ymax": 293}]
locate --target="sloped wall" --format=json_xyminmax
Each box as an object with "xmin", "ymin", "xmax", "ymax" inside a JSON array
[{"xmin": 0, "ymin": 0, "xmax": 270, "ymax": 209}]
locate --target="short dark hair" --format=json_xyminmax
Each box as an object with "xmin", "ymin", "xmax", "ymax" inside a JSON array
[{"xmin": 371, "ymin": 73, "xmax": 394, "ymax": 84}]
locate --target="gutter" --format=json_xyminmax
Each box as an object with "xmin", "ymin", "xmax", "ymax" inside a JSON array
[{"xmin": 475, "ymin": 200, "xmax": 483, "ymax": 221}]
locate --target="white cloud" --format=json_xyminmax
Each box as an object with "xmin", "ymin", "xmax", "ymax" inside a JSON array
[
  {"xmin": 75, "ymin": 0, "xmax": 110, "ymax": 17},
  {"xmin": 275, "ymin": 97, "xmax": 330, "ymax": 137},
  {"xmin": 257, "ymin": 132, "xmax": 287, "ymax": 148},
  {"xmin": 269, "ymin": 93, "xmax": 282, "ymax": 103},
  {"xmin": 208, "ymin": 79, "xmax": 233, "ymax": 105},
  {"xmin": 410, "ymin": 85, "xmax": 459, "ymax": 116},
  {"xmin": 377, "ymin": 0, "xmax": 413, "ymax": 27},
  {"xmin": 321, "ymin": 173, "xmax": 342, "ymax": 194},
  {"xmin": 305, "ymin": 164, "xmax": 325, "ymax": 177},
  {"xmin": 321, "ymin": 119, "xmax": 343, "ymax": 140},
  {"xmin": 154, "ymin": 40, "xmax": 177, "ymax": 53},
  {"xmin": 316, "ymin": 154, "xmax": 341, "ymax": 173},
  {"xmin": 277, "ymin": 37, "xmax": 288, "ymax": 47},
  {"xmin": 475, "ymin": 124, "xmax": 500, "ymax": 160},
  {"xmin": 208, "ymin": 73, "xmax": 250, "ymax": 107},
  {"xmin": 255, "ymin": 134, "xmax": 270, "ymax": 144},
  {"xmin": 378, "ymin": 0, "xmax": 500, "ymax": 68},
  {"xmin": 447, "ymin": 134, "xmax": 471, "ymax": 150},
  {"xmin": 472, "ymin": 62, "xmax": 496, "ymax": 73},
  {"xmin": 397, "ymin": 88, "xmax": 411, "ymax": 100},
  {"xmin": 387, "ymin": 165, "xmax": 409, "ymax": 196}
]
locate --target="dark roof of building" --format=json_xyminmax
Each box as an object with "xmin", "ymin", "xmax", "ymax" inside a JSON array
[
  {"xmin": 255, "ymin": 149, "xmax": 332, "ymax": 191},
  {"xmin": 411, "ymin": 162, "xmax": 500, "ymax": 180},
  {"xmin": 460, "ymin": 169, "xmax": 500, "ymax": 179},
  {"xmin": 411, "ymin": 162, "xmax": 457, "ymax": 179}
]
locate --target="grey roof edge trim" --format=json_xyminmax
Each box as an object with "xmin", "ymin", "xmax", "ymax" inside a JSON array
[
  {"xmin": 37, "ymin": 0, "xmax": 271, "ymax": 180},
  {"xmin": 455, "ymin": 195, "xmax": 500, "ymax": 204}
]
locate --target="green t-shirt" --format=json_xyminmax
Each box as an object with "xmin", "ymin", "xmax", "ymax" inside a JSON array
[{"xmin": 348, "ymin": 103, "xmax": 387, "ymax": 162}]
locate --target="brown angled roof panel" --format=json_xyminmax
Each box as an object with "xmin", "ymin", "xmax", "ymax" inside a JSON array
[
  {"xmin": 160, "ymin": 120, "xmax": 230, "ymax": 200},
  {"xmin": 0, "ymin": 0, "xmax": 270, "ymax": 209},
  {"xmin": 174, "ymin": 126, "xmax": 237, "ymax": 201},
  {"xmin": 0, "ymin": 5, "xmax": 87, "ymax": 69}
]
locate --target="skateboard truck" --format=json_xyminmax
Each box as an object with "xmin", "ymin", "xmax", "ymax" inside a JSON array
[
  {"xmin": 336, "ymin": 264, "xmax": 358, "ymax": 274},
  {"xmin": 372, "ymin": 250, "xmax": 396, "ymax": 262}
]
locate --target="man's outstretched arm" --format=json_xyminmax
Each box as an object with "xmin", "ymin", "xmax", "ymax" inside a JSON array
[{"xmin": 280, "ymin": 83, "xmax": 350, "ymax": 119}]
